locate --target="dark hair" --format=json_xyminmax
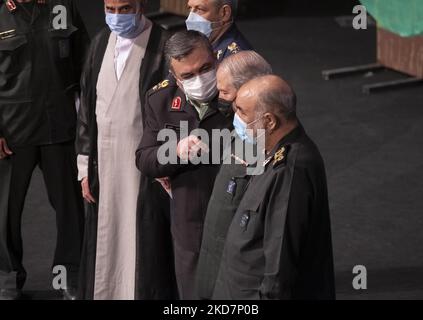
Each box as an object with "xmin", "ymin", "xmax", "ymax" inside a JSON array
[{"xmin": 164, "ymin": 30, "xmax": 214, "ymax": 69}]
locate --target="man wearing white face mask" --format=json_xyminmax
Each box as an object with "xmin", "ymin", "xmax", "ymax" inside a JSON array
[
  {"xmin": 136, "ymin": 30, "xmax": 232, "ymax": 300},
  {"xmin": 75, "ymin": 0, "xmax": 169, "ymax": 300},
  {"xmin": 186, "ymin": 0, "xmax": 252, "ymax": 62}
]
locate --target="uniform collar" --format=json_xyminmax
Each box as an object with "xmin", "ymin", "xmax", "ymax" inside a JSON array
[
  {"xmin": 212, "ymin": 23, "xmax": 237, "ymax": 50},
  {"xmin": 263, "ymin": 123, "xmax": 305, "ymax": 167}
]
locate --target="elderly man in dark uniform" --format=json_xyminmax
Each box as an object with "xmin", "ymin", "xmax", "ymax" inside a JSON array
[
  {"xmin": 186, "ymin": 0, "xmax": 252, "ymax": 62},
  {"xmin": 213, "ymin": 75, "xmax": 335, "ymax": 300},
  {"xmin": 196, "ymin": 50, "xmax": 273, "ymax": 300},
  {"xmin": 136, "ymin": 30, "xmax": 231, "ymax": 300},
  {"xmin": 0, "ymin": 0, "xmax": 88, "ymax": 300}
]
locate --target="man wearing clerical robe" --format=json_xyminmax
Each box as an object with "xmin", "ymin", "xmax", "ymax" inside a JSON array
[{"xmin": 75, "ymin": 0, "xmax": 169, "ymax": 300}]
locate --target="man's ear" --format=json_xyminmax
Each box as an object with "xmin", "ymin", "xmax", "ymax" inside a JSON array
[{"xmin": 219, "ymin": 4, "xmax": 232, "ymax": 23}]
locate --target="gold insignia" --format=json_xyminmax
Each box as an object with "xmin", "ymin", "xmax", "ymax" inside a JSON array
[
  {"xmin": 153, "ymin": 79, "xmax": 170, "ymax": 91},
  {"xmin": 273, "ymin": 147, "xmax": 286, "ymax": 166},
  {"xmin": 0, "ymin": 29, "xmax": 16, "ymax": 40},
  {"xmin": 216, "ymin": 49, "xmax": 223, "ymax": 60},
  {"xmin": 228, "ymin": 42, "xmax": 240, "ymax": 54}
]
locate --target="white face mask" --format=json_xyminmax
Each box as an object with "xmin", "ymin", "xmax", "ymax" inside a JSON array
[{"xmin": 179, "ymin": 69, "xmax": 218, "ymax": 102}]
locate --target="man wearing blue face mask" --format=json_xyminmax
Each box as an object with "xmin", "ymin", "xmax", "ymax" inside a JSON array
[
  {"xmin": 75, "ymin": 0, "xmax": 170, "ymax": 300},
  {"xmin": 213, "ymin": 75, "xmax": 335, "ymax": 300},
  {"xmin": 196, "ymin": 51, "xmax": 273, "ymax": 300},
  {"xmin": 186, "ymin": 0, "xmax": 252, "ymax": 62}
]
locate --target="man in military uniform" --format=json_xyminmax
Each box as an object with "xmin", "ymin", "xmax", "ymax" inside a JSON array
[
  {"xmin": 186, "ymin": 0, "xmax": 252, "ymax": 62},
  {"xmin": 196, "ymin": 51, "xmax": 273, "ymax": 300},
  {"xmin": 213, "ymin": 75, "xmax": 335, "ymax": 300},
  {"xmin": 136, "ymin": 30, "xmax": 231, "ymax": 299},
  {"xmin": 0, "ymin": 0, "xmax": 88, "ymax": 300}
]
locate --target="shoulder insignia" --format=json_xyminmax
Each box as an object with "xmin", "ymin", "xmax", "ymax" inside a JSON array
[
  {"xmin": 152, "ymin": 79, "xmax": 170, "ymax": 92},
  {"xmin": 228, "ymin": 42, "xmax": 240, "ymax": 54},
  {"xmin": 273, "ymin": 147, "xmax": 286, "ymax": 167},
  {"xmin": 216, "ymin": 49, "xmax": 224, "ymax": 61}
]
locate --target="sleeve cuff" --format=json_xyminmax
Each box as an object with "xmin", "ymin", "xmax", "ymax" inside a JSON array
[{"xmin": 77, "ymin": 155, "xmax": 89, "ymax": 181}]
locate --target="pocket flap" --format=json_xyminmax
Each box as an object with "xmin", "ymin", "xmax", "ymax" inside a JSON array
[
  {"xmin": 0, "ymin": 34, "xmax": 27, "ymax": 51},
  {"xmin": 49, "ymin": 24, "xmax": 78, "ymax": 38}
]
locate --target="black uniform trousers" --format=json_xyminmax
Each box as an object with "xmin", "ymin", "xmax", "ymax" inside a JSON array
[{"xmin": 0, "ymin": 141, "xmax": 84, "ymax": 290}]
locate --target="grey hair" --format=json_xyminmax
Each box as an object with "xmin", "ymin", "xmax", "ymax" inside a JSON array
[
  {"xmin": 256, "ymin": 77, "xmax": 297, "ymax": 121},
  {"xmin": 212, "ymin": 0, "xmax": 238, "ymax": 17},
  {"xmin": 219, "ymin": 51, "xmax": 273, "ymax": 90},
  {"xmin": 164, "ymin": 30, "xmax": 214, "ymax": 69}
]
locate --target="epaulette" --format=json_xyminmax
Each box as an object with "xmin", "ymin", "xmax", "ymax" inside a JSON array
[
  {"xmin": 148, "ymin": 79, "xmax": 172, "ymax": 95},
  {"xmin": 272, "ymin": 146, "xmax": 287, "ymax": 167},
  {"xmin": 263, "ymin": 145, "xmax": 288, "ymax": 168},
  {"xmin": 227, "ymin": 42, "xmax": 241, "ymax": 54}
]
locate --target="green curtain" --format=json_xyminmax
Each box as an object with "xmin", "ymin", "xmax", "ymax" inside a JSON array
[{"xmin": 360, "ymin": 0, "xmax": 423, "ymax": 37}]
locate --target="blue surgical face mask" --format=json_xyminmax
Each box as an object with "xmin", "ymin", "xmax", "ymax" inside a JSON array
[
  {"xmin": 233, "ymin": 113, "xmax": 265, "ymax": 145},
  {"xmin": 105, "ymin": 12, "xmax": 145, "ymax": 39},
  {"xmin": 185, "ymin": 11, "xmax": 218, "ymax": 38}
]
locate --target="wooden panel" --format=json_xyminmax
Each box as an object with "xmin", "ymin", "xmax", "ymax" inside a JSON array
[
  {"xmin": 160, "ymin": 0, "xmax": 189, "ymax": 16},
  {"xmin": 377, "ymin": 27, "xmax": 423, "ymax": 78}
]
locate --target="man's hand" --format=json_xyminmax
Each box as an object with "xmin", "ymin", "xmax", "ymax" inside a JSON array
[
  {"xmin": 177, "ymin": 135, "xmax": 210, "ymax": 162},
  {"xmin": 0, "ymin": 138, "xmax": 13, "ymax": 160},
  {"xmin": 81, "ymin": 177, "xmax": 96, "ymax": 204},
  {"xmin": 156, "ymin": 177, "xmax": 172, "ymax": 198}
]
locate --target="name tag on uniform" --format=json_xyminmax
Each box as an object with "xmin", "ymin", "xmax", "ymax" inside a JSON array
[{"xmin": 240, "ymin": 213, "xmax": 250, "ymax": 228}]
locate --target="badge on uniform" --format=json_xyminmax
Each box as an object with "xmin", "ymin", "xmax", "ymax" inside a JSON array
[
  {"xmin": 226, "ymin": 179, "xmax": 237, "ymax": 196},
  {"xmin": 216, "ymin": 49, "xmax": 223, "ymax": 61},
  {"xmin": 152, "ymin": 79, "xmax": 169, "ymax": 92},
  {"xmin": 273, "ymin": 146, "xmax": 286, "ymax": 167},
  {"xmin": 0, "ymin": 29, "xmax": 16, "ymax": 40},
  {"xmin": 171, "ymin": 96, "xmax": 182, "ymax": 111},
  {"xmin": 5, "ymin": 0, "xmax": 17, "ymax": 12},
  {"xmin": 228, "ymin": 42, "xmax": 240, "ymax": 54},
  {"xmin": 240, "ymin": 213, "xmax": 250, "ymax": 228}
]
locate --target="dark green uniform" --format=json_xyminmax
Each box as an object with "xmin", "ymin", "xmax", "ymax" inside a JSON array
[
  {"xmin": 0, "ymin": 0, "xmax": 88, "ymax": 293},
  {"xmin": 213, "ymin": 125, "xmax": 335, "ymax": 300},
  {"xmin": 196, "ymin": 135, "xmax": 250, "ymax": 300}
]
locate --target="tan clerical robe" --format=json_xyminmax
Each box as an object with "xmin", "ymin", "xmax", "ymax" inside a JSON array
[{"xmin": 87, "ymin": 23, "xmax": 151, "ymax": 300}]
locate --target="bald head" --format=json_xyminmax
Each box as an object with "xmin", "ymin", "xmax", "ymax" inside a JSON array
[{"xmin": 238, "ymin": 75, "xmax": 297, "ymax": 122}]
